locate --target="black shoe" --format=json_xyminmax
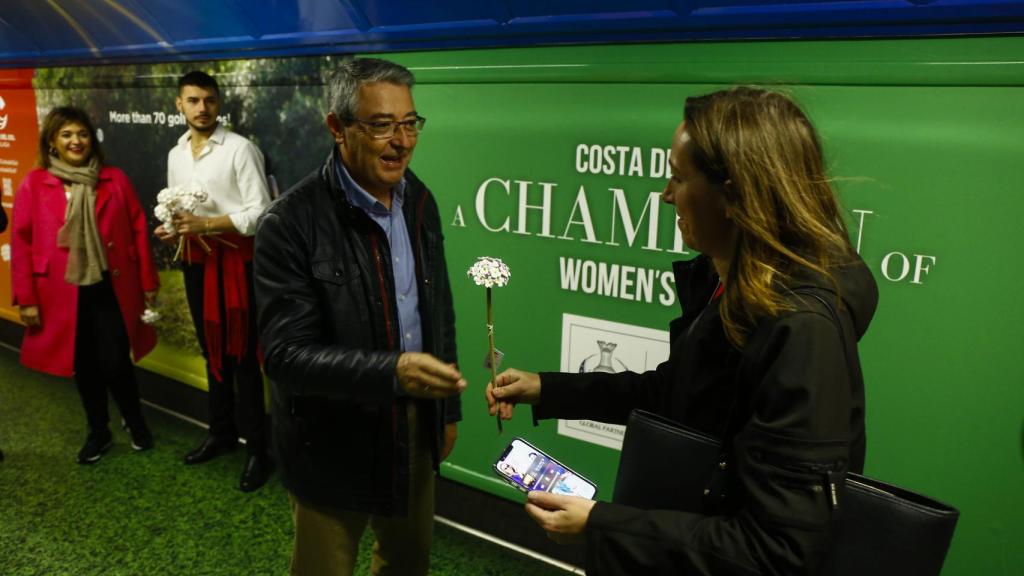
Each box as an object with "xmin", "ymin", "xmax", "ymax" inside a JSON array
[
  {"xmin": 120, "ymin": 418, "xmax": 154, "ymax": 451},
  {"xmin": 183, "ymin": 435, "xmax": 238, "ymax": 465},
  {"xmin": 77, "ymin": 429, "xmax": 113, "ymax": 464},
  {"xmin": 239, "ymin": 454, "xmax": 273, "ymax": 492},
  {"xmin": 0, "ymin": 448, "xmax": 5, "ymax": 462},
  {"xmin": 128, "ymin": 424, "xmax": 154, "ymax": 452}
]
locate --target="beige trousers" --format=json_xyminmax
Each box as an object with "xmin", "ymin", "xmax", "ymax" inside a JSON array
[{"xmin": 289, "ymin": 402, "xmax": 435, "ymax": 576}]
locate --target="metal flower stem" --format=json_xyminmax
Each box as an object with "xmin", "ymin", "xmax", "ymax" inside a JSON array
[
  {"xmin": 488, "ymin": 286, "xmax": 503, "ymax": 434},
  {"xmin": 173, "ymin": 236, "xmax": 184, "ymax": 261}
]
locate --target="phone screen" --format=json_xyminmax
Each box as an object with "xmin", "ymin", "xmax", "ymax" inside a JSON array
[{"xmin": 493, "ymin": 438, "xmax": 598, "ymax": 500}]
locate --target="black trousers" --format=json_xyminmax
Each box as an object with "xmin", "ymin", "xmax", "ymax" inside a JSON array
[
  {"xmin": 182, "ymin": 262, "xmax": 266, "ymax": 455},
  {"xmin": 75, "ymin": 275, "xmax": 145, "ymax": 433}
]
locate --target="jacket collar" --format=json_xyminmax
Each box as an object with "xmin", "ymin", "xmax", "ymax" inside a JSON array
[
  {"xmin": 333, "ymin": 152, "xmax": 407, "ymax": 215},
  {"xmin": 673, "ymin": 251, "xmax": 877, "ymax": 341},
  {"xmin": 321, "ymin": 147, "xmax": 417, "ymax": 216},
  {"xmin": 177, "ymin": 124, "xmax": 227, "ymax": 150},
  {"xmin": 672, "ymin": 256, "xmax": 717, "ymax": 314},
  {"xmin": 321, "ymin": 149, "xmax": 349, "ymax": 204}
]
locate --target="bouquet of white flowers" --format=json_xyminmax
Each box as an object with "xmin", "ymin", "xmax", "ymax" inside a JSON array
[
  {"xmin": 467, "ymin": 256, "xmax": 511, "ymax": 433},
  {"xmin": 154, "ymin": 182, "xmax": 210, "ymax": 259}
]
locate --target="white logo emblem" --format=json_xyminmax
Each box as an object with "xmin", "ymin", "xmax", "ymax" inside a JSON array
[
  {"xmin": 558, "ymin": 313, "xmax": 670, "ymax": 449},
  {"xmin": 0, "ymin": 94, "xmax": 8, "ymax": 130}
]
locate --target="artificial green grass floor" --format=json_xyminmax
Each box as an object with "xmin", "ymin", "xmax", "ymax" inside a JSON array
[{"xmin": 0, "ymin": 348, "xmax": 569, "ymax": 575}]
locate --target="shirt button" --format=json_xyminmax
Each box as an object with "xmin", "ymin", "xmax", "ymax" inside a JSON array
[
  {"xmin": 112, "ymin": 269, "xmax": 121, "ymax": 277},
  {"xmin": 405, "ymin": 333, "xmax": 412, "ymax": 340},
  {"xmin": 399, "ymin": 295, "xmax": 405, "ymax": 301},
  {"xmin": 395, "ymin": 257, "xmax": 400, "ymax": 263}
]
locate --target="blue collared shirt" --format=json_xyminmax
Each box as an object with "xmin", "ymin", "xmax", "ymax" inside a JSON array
[{"xmin": 335, "ymin": 158, "xmax": 422, "ymax": 354}]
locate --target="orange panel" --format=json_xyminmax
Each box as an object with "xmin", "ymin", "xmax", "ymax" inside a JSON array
[{"xmin": 0, "ymin": 68, "xmax": 39, "ymax": 322}]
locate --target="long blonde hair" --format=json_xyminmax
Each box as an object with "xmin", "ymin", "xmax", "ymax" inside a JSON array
[{"xmin": 684, "ymin": 87, "xmax": 853, "ymax": 346}]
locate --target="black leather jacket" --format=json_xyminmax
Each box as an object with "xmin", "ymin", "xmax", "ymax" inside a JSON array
[{"xmin": 254, "ymin": 151, "xmax": 460, "ymax": 515}]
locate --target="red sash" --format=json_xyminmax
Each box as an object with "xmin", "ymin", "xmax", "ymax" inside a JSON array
[{"xmin": 183, "ymin": 234, "xmax": 253, "ymax": 382}]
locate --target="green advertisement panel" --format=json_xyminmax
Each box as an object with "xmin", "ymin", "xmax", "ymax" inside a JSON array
[
  {"xmin": 399, "ymin": 40, "xmax": 1024, "ymax": 576},
  {"xmin": 0, "ymin": 36, "xmax": 1020, "ymax": 575}
]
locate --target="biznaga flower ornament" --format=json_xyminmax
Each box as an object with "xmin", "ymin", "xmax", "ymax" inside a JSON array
[
  {"xmin": 140, "ymin": 308, "xmax": 161, "ymax": 326},
  {"xmin": 467, "ymin": 257, "xmax": 511, "ymax": 433},
  {"xmin": 468, "ymin": 256, "xmax": 511, "ymax": 288},
  {"xmin": 155, "ymin": 182, "xmax": 210, "ymax": 259},
  {"xmin": 155, "ymin": 182, "xmax": 235, "ymax": 259}
]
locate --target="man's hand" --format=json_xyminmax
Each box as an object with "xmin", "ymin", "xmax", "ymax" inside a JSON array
[
  {"xmin": 154, "ymin": 224, "xmax": 177, "ymax": 245},
  {"xmin": 19, "ymin": 305, "xmax": 41, "ymax": 328},
  {"xmin": 397, "ymin": 352, "xmax": 467, "ymax": 399},
  {"xmin": 485, "ymin": 368, "xmax": 541, "ymax": 421},
  {"xmin": 525, "ymin": 491, "xmax": 596, "ymax": 545},
  {"xmin": 170, "ymin": 212, "xmax": 205, "ymax": 235},
  {"xmin": 441, "ymin": 423, "xmax": 458, "ymax": 461}
]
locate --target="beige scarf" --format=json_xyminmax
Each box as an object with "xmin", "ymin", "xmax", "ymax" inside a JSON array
[{"xmin": 51, "ymin": 157, "xmax": 107, "ymax": 286}]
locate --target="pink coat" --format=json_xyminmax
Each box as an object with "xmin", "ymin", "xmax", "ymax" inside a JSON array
[{"xmin": 11, "ymin": 166, "xmax": 160, "ymax": 377}]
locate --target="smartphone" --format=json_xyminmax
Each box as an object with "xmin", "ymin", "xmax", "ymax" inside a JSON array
[{"xmin": 493, "ymin": 437, "xmax": 598, "ymax": 499}]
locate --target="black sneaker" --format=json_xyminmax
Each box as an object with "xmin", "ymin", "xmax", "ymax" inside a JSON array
[
  {"xmin": 129, "ymin": 424, "xmax": 154, "ymax": 451},
  {"xmin": 121, "ymin": 418, "xmax": 154, "ymax": 451},
  {"xmin": 77, "ymin": 430, "xmax": 113, "ymax": 464}
]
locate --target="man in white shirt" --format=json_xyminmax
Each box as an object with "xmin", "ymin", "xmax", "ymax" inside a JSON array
[{"xmin": 155, "ymin": 71, "xmax": 272, "ymax": 492}]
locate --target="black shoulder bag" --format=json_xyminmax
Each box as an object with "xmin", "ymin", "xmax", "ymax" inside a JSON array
[{"xmin": 613, "ymin": 291, "xmax": 960, "ymax": 576}]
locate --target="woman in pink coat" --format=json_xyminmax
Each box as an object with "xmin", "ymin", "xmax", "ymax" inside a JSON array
[{"xmin": 11, "ymin": 106, "xmax": 160, "ymax": 464}]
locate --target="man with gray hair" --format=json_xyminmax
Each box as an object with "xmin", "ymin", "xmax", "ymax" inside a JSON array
[{"xmin": 254, "ymin": 57, "xmax": 465, "ymax": 575}]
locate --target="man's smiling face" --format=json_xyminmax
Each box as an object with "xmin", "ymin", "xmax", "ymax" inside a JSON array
[{"xmin": 337, "ymin": 82, "xmax": 418, "ymax": 200}]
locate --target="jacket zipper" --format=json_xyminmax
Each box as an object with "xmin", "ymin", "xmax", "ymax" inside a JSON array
[
  {"xmin": 369, "ymin": 234, "xmax": 395, "ymax": 350},
  {"xmin": 753, "ymin": 450, "xmax": 843, "ymax": 510}
]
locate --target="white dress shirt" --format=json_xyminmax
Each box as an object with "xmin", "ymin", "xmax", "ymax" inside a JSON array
[{"xmin": 167, "ymin": 124, "xmax": 270, "ymax": 236}]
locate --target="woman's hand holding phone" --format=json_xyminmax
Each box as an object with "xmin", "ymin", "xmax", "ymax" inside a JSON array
[
  {"xmin": 486, "ymin": 368, "xmax": 542, "ymax": 420},
  {"xmin": 525, "ymin": 491, "xmax": 596, "ymax": 544}
]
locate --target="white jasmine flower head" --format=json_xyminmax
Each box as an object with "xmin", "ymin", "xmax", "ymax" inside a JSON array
[
  {"xmin": 140, "ymin": 308, "xmax": 161, "ymax": 325},
  {"xmin": 467, "ymin": 257, "xmax": 511, "ymax": 288},
  {"xmin": 187, "ymin": 181, "xmax": 208, "ymax": 202},
  {"xmin": 154, "ymin": 182, "xmax": 208, "ymax": 225},
  {"xmin": 154, "ymin": 204, "xmax": 173, "ymax": 226},
  {"xmin": 178, "ymin": 195, "xmax": 198, "ymax": 213}
]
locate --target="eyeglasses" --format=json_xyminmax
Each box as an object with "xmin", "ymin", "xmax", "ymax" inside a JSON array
[{"xmin": 347, "ymin": 115, "xmax": 426, "ymax": 140}]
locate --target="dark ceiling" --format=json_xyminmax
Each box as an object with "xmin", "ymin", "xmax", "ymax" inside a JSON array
[{"xmin": 1, "ymin": 0, "xmax": 1022, "ymax": 68}]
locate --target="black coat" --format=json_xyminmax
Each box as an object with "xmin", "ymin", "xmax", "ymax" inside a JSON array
[
  {"xmin": 535, "ymin": 254, "xmax": 878, "ymax": 575},
  {"xmin": 254, "ymin": 151, "xmax": 460, "ymax": 515}
]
